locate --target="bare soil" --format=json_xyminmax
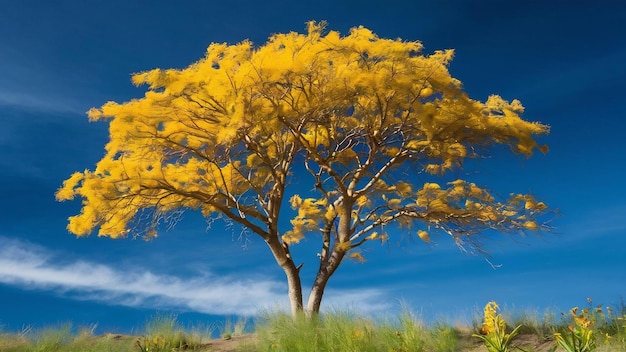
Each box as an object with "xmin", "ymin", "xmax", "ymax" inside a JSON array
[{"xmin": 203, "ymin": 334, "xmax": 258, "ymax": 352}]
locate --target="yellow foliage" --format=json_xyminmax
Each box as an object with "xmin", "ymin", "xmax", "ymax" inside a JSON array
[
  {"xmin": 336, "ymin": 241, "xmax": 352, "ymax": 252},
  {"xmin": 417, "ymin": 230, "xmax": 430, "ymax": 243},
  {"xmin": 447, "ymin": 143, "xmax": 466, "ymax": 157},
  {"xmin": 355, "ymin": 195, "xmax": 369, "ymax": 207},
  {"xmin": 55, "ymin": 172, "xmax": 84, "ymax": 201},
  {"xmin": 423, "ymin": 183, "xmax": 441, "ymax": 191},
  {"xmin": 349, "ymin": 251, "xmax": 366, "ymax": 263},
  {"xmin": 334, "ymin": 149, "xmax": 357, "ymax": 164},
  {"xmin": 481, "ymin": 301, "xmax": 503, "ymax": 335},
  {"xmin": 523, "ymin": 221, "xmax": 539, "ymax": 230},
  {"xmin": 282, "ymin": 232, "xmax": 300, "ymax": 245},
  {"xmin": 525, "ymin": 197, "xmax": 547, "ymax": 211},
  {"xmin": 394, "ymin": 181, "xmax": 413, "ymax": 197},
  {"xmin": 425, "ymin": 164, "xmax": 441, "ymax": 174},
  {"xmin": 406, "ymin": 140, "xmax": 430, "ymax": 150},
  {"xmin": 428, "ymin": 198, "xmax": 448, "ymax": 212},
  {"xmin": 447, "ymin": 180, "xmax": 466, "ymax": 198},
  {"xmin": 469, "ymin": 183, "xmax": 483, "ymax": 198},
  {"xmin": 387, "ymin": 198, "xmax": 402, "ymax": 209},
  {"xmin": 283, "ymin": 195, "xmax": 333, "ymax": 242},
  {"xmin": 290, "ymin": 195, "xmax": 303, "ymax": 209},
  {"xmin": 57, "ymin": 21, "xmax": 548, "ymax": 245},
  {"xmin": 366, "ymin": 232, "xmax": 379, "ymax": 240},
  {"xmin": 324, "ymin": 206, "xmax": 337, "ymax": 222}
]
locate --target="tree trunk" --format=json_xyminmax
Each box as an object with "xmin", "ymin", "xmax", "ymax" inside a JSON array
[
  {"xmin": 285, "ymin": 263, "xmax": 304, "ymax": 317},
  {"xmin": 306, "ymin": 284, "xmax": 324, "ymax": 314},
  {"xmin": 305, "ymin": 247, "xmax": 346, "ymax": 313},
  {"xmin": 265, "ymin": 236, "xmax": 304, "ymax": 318},
  {"xmin": 305, "ymin": 202, "xmax": 351, "ymax": 314}
]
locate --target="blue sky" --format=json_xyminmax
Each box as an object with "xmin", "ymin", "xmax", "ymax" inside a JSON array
[{"xmin": 1, "ymin": 0, "xmax": 625, "ymax": 334}]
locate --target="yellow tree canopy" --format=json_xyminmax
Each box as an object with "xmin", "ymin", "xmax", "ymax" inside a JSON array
[{"xmin": 57, "ymin": 22, "xmax": 549, "ymax": 254}]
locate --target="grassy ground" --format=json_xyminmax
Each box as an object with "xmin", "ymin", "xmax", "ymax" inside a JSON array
[{"xmin": 1, "ymin": 302, "xmax": 624, "ymax": 351}]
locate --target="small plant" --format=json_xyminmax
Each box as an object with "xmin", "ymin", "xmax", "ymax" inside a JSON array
[
  {"xmin": 135, "ymin": 314, "xmax": 203, "ymax": 351},
  {"xmin": 135, "ymin": 331, "xmax": 194, "ymax": 351},
  {"xmin": 392, "ymin": 310, "xmax": 427, "ymax": 352},
  {"xmin": 552, "ymin": 308, "xmax": 595, "ymax": 352},
  {"xmin": 220, "ymin": 316, "xmax": 248, "ymax": 340},
  {"xmin": 135, "ymin": 334, "xmax": 170, "ymax": 352},
  {"xmin": 31, "ymin": 323, "xmax": 74, "ymax": 352},
  {"xmin": 605, "ymin": 300, "xmax": 626, "ymax": 350},
  {"xmin": 473, "ymin": 301, "xmax": 522, "ymax": 352},
  {"xmin": 427, "ymin": 322, "xmax": 458, "ymax": 352},
  {"xmin": 552, "ymin": 299, "xmax": 605, "ymax": 352},
  {"xmin": 509, "ymin": 307, "xmax": 557, "ymax": 340}
]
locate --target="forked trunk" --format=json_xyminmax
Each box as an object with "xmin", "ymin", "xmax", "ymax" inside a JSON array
[
  {"xmin": 277, "ymin": 202, "xmax": 351, "ymax": 317},
  {"xmin": 305, "ymin": 246, "xmax": 346, "ymax": 313},
  {"xmin": 305, "ymin": 202, "xmax": 351, "ymax": 313}
]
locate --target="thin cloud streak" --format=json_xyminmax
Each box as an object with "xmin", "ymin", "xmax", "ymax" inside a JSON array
[
  {"xmin": 0, "ymin": 237, "xmax": 283, "ymax": 315},
  {"xmin": 0, "ymin": 90, "xmax": 88, "ymax": 116},
  {"xmin": 0, "ymin": 237, "xmax": 389, "ymax": 316},
  {"xmin": 0, "ymin": 52, "xmax": 91, "ymax": 116}
]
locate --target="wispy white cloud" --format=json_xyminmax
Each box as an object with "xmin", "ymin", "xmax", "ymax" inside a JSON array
[
  {"xmin": 0, "ymin": 89, "xmax": 88, "ymax": 116},
  {"xmin": 0, "ymin": 237, "xmax": 389, "ymax": 316},
  {"xmin": 0, "ymin": 52, "xmax": 94, "ymax": 116}
]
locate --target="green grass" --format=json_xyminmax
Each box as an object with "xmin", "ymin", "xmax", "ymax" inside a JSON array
[
  {"xmin": 0, "ymin": 315, "xmax": 211, "ymax": 352},
  {"xmin": 507, "ymin": 307, "xmax": 560, "ymax": 339},
  {"xmin": 248, "ymin": 308, "xmax": 459, "ymax": 352},
  {"xmin": 219, "ymin": 316, "xmax": 248, "ymax": 340},
  {"xmin": 0, "ymin": 300, "xmax": 625, "ymax": 351},
  {"xmin": 136, "ymin": 313, "xmax": 212, "ymax": 351},
  {"xmin": 0, "ymin": 323, "xmax": 135, "ymax": 352}
]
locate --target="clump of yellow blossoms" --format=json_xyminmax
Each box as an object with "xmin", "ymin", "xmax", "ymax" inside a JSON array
[
  {"xmin": 473, "ymin": 301, "xmax": 521, "ymax": 352},
  {"xmin": 554, "ymin": 302, "xmax": 598, "ymax": 352}
]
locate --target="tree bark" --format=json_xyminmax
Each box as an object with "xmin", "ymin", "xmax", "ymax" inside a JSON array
[
  {"xmin": 305, "ymin": 201, "xmax": 351, "ymax": 313},
  {"xmin": 285, "ymin": 263, "xmax": 304, "ymax": 317},
  {"xmin": 265, "ymin": 237, "xmax": 304, "ymax": 318},
  {"xmin": 305, "ymin": 247, "xmax": 345, "ymax": 313}
]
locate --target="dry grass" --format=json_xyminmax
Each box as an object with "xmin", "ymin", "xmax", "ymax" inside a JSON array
[{"xmin": 1, "ymin": 301, "xmax": 624, "ymax": 352}]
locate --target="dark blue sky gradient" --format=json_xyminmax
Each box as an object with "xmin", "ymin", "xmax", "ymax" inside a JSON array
[{"xmin": 1, "ymin": 0, "xmax": 625, "ymax": 334}]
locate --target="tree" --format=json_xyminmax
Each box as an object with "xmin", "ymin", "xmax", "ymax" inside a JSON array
[{"xmin": 57, "ymin": 22, "xmax": 550, "ymax": 317}]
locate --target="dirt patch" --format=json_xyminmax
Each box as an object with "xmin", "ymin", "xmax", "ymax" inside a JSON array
[{"xmin": 204, "ymin": 334, "xmax": 258, "ymax": 352}]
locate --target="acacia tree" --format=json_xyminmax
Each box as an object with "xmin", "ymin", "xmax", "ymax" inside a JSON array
[{"xmin": 57, "ymin": 22, "xmax": 550, "ymax": 316}]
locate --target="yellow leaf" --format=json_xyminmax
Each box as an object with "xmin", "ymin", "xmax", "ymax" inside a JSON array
[
  {"xmin": 356, "ymin": 195, "xmax": 369, "ymax": 207},
  {"xmin": 387, "ymin": 198, "xmax": 402, "ymax": 208},
  {"xmin": 394, "ymin": 181, "xmax": 413, "ymax": 196},
  {"xmin": 523, "ymin": 221, "xmax": 538, "ymax": 230},
  {"xmin": 290, "ymin": 195, "xmax": 303, "ymax": 209},
  {"xmin": 349, "ymin": 252, "xmax": 366, "ymax": 263},
  {"xmin": 447, "ymin": 143, "xmax": 466, "ymax": 157},
  {"xmin": 423, "ymin": 183, "xmax": 441, "ymax": 191},
  {"xmin": 417, "ymin": 230, "xmax": 430, "ymax": 243}
]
